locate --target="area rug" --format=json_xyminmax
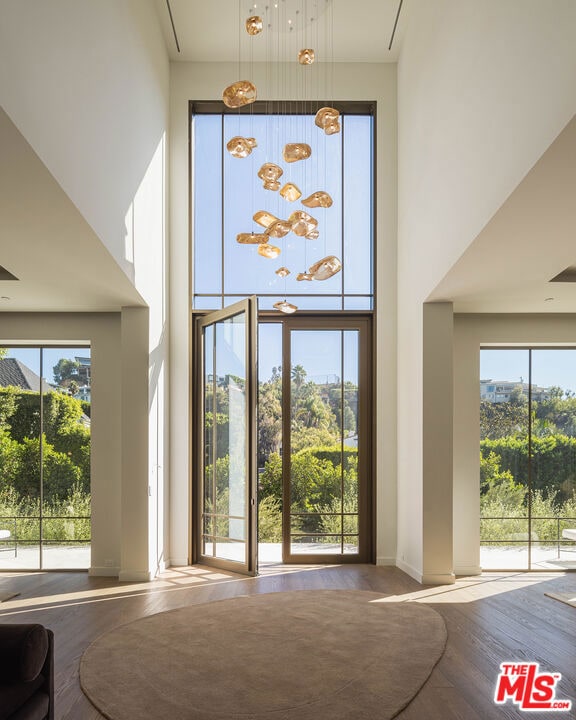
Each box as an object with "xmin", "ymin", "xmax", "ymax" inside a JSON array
[
  {"xmin": 545, "ymin": 591, "xmax": 576, "ymax": 608},
  {"xmin": 80, "ymin": 590, "xmax": 447, "ymax": 720}
]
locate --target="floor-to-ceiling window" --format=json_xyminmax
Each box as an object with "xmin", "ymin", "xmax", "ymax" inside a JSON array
[
  {"xmin": 480, "ymin": 348, "xmax": 576, "ymax": 570},
  {"xmin": 192, "ymin": 102, "xmax": 374, "ymax": 568},
  {"xmin": 0, "ymin": 346, "xmax": 91, "ymax": 570}
]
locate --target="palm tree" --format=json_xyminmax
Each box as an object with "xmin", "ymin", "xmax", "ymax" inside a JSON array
[{"xmin": 291, "ymin": 364, "xmax": 307, "ymax": 391}]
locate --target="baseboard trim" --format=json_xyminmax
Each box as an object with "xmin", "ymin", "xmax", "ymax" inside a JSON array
[
  {"xmin": 396, "ymin": 558, "xmax": 423, "ymax": 584},
  {"xmin": 454, "ymin": 564, "xmax": 482, "ymax": 577},
  {"xmin": 118, "ymin": 570, "xmax": 153, "ymax": 582},
  {"xmin": 89, "ymin": 566, "xmax": 120, "ymax": 577},
  {"xmin": 168, "ymin": 558, "xmax": 189, "ymax": 568},
  {"xmin": 376, "ymin": 556, "xmax": 396, "ymax": 566},
  {"xmin": 421, "ymin": 572, "xmax": 456, "ymax": 586}
]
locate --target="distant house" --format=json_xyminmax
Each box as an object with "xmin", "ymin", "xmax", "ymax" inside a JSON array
[
  {"xmin": 75, "ymin": 357, "xmax": 91, "ymax": 385},
  {"xmin": 480, "ymin": 379, "xmax": 553, "ymax": 403},
  {"xmin": 0, "ymin": 358, "xmax": 52, "ymax": 393}
]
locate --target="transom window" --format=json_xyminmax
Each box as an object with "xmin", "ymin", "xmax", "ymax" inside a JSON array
[{"xmin": 191, "ymin": 102, "xmax": 374, "ymax": 312}]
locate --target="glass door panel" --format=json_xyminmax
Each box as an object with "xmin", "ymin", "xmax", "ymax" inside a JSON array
[
  {"xmin": 530, "ymin": 350, "xmax": 576, "ymax": 570},
  {"xmin": 480, "ymin": 349, "xmax": 530, "ymax": 570},
  {"xmin": 196, "ymin": 299, "xmax": 257, "ymax": 575},
  {"xmin": 283, "ymin": 319, "xmax": 370, "ymax": 563}
]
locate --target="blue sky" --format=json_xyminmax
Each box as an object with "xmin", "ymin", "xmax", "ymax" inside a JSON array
[
  {"xmin": 3, "ymin": 347, "xmax": 90, "ymax": 385},
  {"xmin": 481, "ymin": 349, "xmax": 576, "ymax": 396}
]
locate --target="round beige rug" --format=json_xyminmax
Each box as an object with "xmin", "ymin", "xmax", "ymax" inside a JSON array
[{"xmin": 80, "ymin": 589, "xmax": 447, "ymax": 720}]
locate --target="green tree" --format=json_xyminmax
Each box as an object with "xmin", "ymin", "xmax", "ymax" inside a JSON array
[
  {"xmin": 291, "ymin": 364, "xmax": 307, "ymax": 391},
  {"xmin": 480, "ymin": 400, "xmax": 528, "ymax": 439},
  {"xmin": 53, "ymin": 358, "xmax": 80, "ymax": 386}
]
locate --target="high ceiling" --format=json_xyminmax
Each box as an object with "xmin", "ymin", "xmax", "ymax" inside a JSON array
[
  {"xmin": 155, "ymin": 0, "xmax": 405, "ymax": 63},
  {"xmin": 1, "ymin": 1, "xmax": 574, "ymax": 316}
]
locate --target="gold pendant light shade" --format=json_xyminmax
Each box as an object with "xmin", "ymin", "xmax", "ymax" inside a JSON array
[
  {"xmin": 296, "ymin": 272, "xmax": 314, "ymax": 281},
  {"xmin": 226, "ymin": 136, "xmax": 257, "ymax": 158},
  {"xmin": 289, "ymin": 211, "xmax": 318, "ymax": 237},
  {"xmin": 280, "ymin": 183, "xmax": 302, "ymax": 202},
  {"xmin": 245, "ymin": 15, "xmax": 263, "ymax": 35},
  {"xmin": 283, "ymin": 143, "xmax": 312, "ymax": 163},
  {"xmin": 253, "ymin": 211, "xmax": 279, "ymax": 228},
  {"xmin": 315, "ymin": 106, "xmax": 341, "ymax": 135},
  {"xmin": 222, "ymin": 80, "xmax": 257, "ymax": 108},
  {"xmin": 298, "ymin": 49, "xmax": 315, "ymax": 65},
  {"xmin": 302, "ymin": 191, "xmax": 333, "ymax": 208},
  {"xmin": 258, "ymin": 163, "xmax": 283, "ymax": 191},
  {"xmin": 258, "ymin": 243, "xmax": 281, "ymax": 259},
  {"xmin": 273, "ymin": 300, "xmax": 298, "ymax": 314},
  {"xmin": 236, "ymin": 232, "xmax": 268, "ymax": 244},
  {"xmin": 309, "ymin": 255, "xmax": 342, "ymax": 280},
  {"xmin": 266, "ymin": 220, "xmax": 293, "ymax": 239},
  {"xmin": 276, "ymin": 267, "xmax": 291, "ymax": 278}
]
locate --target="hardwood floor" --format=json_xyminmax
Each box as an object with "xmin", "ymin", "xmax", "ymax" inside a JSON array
[{"xmin": 1, "ymin": 564, "xmax": 575, "ymax": 719}]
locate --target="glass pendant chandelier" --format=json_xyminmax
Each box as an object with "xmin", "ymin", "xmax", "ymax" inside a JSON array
[{"xmin": 225, "ymin": 0, "xmax": 342, "ymax": 314}]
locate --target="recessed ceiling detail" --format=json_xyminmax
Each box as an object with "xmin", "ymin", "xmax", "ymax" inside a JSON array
[{"xmin": 0, "ymin": 265, "xmax": 19, "ymax": 281}]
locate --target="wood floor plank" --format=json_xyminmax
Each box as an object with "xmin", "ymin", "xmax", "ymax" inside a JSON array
[{"xmin": 1, "ymin": 566, "xmax": 575, "ymax": 720}]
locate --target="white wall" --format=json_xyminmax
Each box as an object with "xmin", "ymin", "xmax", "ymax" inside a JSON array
[
  {"xmin": 397, "ymin": 0, "xmax": 576, "ymax": 582},
  {"xmin": 169, "ymin": 62, "xmax": 397, "ymax": 566},
  {"xmin": 0, "ymin": 0, "xmax": 170, "ymax": 580},
  {"xmin": 0, "ymin": 0, "xmax": 169, "ymax": 281},
  {"xmin": 454, "ymin": 314, "xmax": 576, "ymax": 574}
]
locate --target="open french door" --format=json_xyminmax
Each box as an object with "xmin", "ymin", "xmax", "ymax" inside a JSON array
[{"xmin": 194, "ymin": 298, "xmax": 258, "ymax": 575}]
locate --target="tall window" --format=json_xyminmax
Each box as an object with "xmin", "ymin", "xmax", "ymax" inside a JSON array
[
  {"xmin": 480, "ymin": 348, "xmax": 576, "ymax": 571},
  {"xmin": 0, "ymin": 347, "xmax": 91, "ymax": 570},
  {"xmin": 192, "ymin": 102, "xmax": 374, "ymax": 311}
]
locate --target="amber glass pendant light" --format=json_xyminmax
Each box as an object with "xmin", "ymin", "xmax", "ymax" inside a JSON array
[
  {"xmin": 222, "ymin": 80, "xmax": 257, "ymax": 108},
  {"xmin": 298, "ymin": 48, "xmax": 315, "ymax": 65},
  {"xmin": 236, "ymin": 232, "xmax": 268, "ymax": 244},
  {"xmin": 253, "ymin": 211, "xmax": 279, "ymax": 228},
  {"xmin": 289, "ymin": 211, "xmax": 318, "ymax": 237},
  {"xmin": 258, "ymin": 163, "xmax": 283, "ymax": 191},
  {"xmin": 315, "ymin": 106, "xmax": 341, "ymax": 135},
  {"xmin": 245, "ymin": 15, "xmax": 263, "ymax": 35},
  {"xmin": 283, "ymin": 143, "xmax": 312, "ymax": 163},
  {"xmin": 302, "ymin": 191, "xmax": 332, "ymax": 208},
  {"xmin": 227, "ymin": 136, "xmax": 257, "ymax": 158},
  {"xmin": 273, "ymin": 300, "xmax": 298, "ymax": 314},
  {"xmin": 258, "ymin": 243, "xmax": 281, "ymax": 259},
  {"xmin": 280, "ymin": 183, "xmax": 302, "ymax": 202},
  {"xmin": 266, "ymin": 220, "xmax": 292, "ymax": 239},
  {"xmin": 309, "ymin": 255, "xmax": 342, "ymax": 280}
]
